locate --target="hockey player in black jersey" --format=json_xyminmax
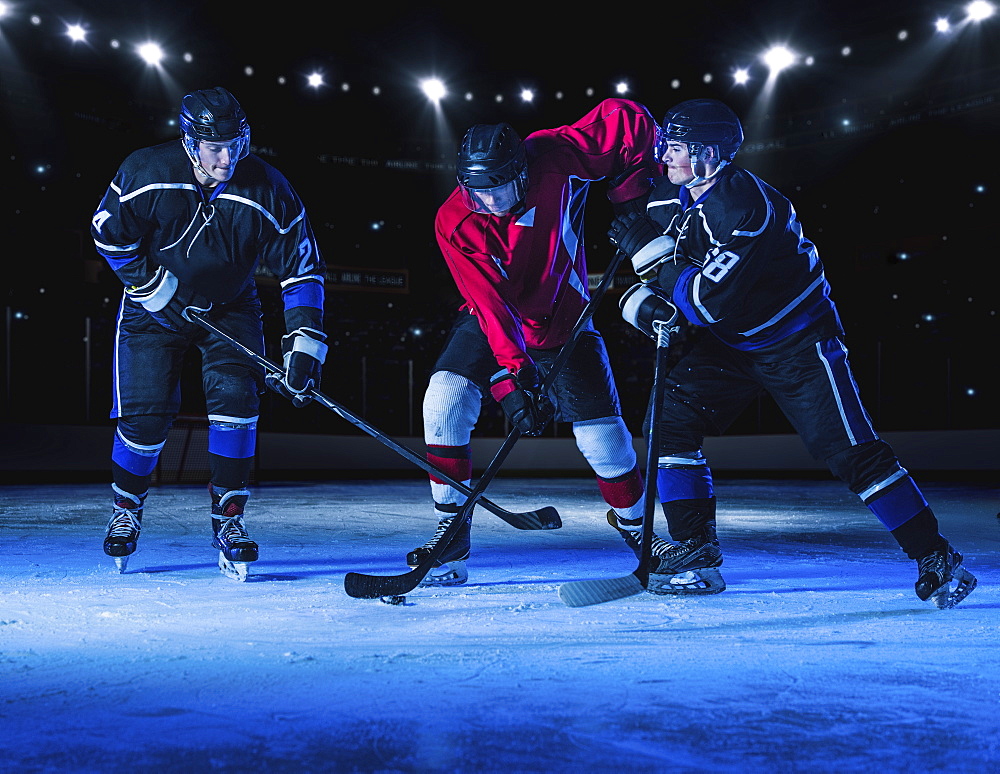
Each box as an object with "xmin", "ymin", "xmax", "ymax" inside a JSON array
[
  {"xmin": 608, "ymin": 98, "xmax": 975, "ymax": 607},
  {"xmin": 91, "ymin": 87, "xmax": 327, "ymax": 580}
]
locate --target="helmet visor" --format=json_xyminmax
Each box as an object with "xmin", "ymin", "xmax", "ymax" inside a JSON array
[{"xmin": 459, "ymin": 171, "xmax": 526, "ymax": 215}]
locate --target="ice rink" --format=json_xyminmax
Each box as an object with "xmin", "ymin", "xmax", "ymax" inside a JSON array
[{"xmin": 1, "ymin": 476, "xmax": 998, "ymax": 773}]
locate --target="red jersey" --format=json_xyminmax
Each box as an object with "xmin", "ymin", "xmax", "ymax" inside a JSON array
[{"xmin": 434, "ymin": 98, "xmax": 660, "ymax": 374}]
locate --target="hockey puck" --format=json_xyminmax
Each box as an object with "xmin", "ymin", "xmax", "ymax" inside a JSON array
[{"xmin": 380, "ymin": 595, "xmax": 406, "ymax": 606}]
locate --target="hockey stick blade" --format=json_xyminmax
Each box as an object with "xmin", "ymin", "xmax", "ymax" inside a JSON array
[
  {"xmin": 186, "ymin": 311, "xmax": 560, "ymax": 531},
  {"xmin": 558, "ymin": 572, "xmax": 645, "ymax": 608},
  {"xmin": 343, "ymin": 504, "xmax": 473, "ymax": 598},
  {"xmin": 558, "ymin": 318, "xmax": 675, "ymax": 608},
  {"xmin": 349, "ymin": 249, "xmax": 632, "ymax": 599}
]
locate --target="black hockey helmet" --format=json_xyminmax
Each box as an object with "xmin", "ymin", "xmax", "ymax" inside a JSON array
[
  {"xmin": 457, "ymin": 123, "xmax": 528, "ymax": 214},
  {"xmin": 179, "ymin": 86, "xmax": 251, "ymax": 167},
  {"xmin": 655, "ymin": 99, "xmax": 743, "ymax": 163}
]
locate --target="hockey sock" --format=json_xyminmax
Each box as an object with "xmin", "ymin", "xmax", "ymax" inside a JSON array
[
  {"xmin": 596, "ymin": 466, "xmax": 645, "ymax": 524},
  {"xmin": 207, "ymin": 418, "xmax": 256, "ymax": 488},
  {"xmin": 209, "ymin": 453, "xmax": 255, "ymax": 491},
  {"xmin": 111, "ymin": 424, "xmax": 165, "ymax": 479},
  {"xmin": 860, "ymin": 470, "xmax": 928, "ymax": 530},
  {"xmin": 574, "ymin": 417, "xmax": 645, "ymax": 522},
  {"xmin": 423, "ymin": 371, "xmax": 481, "ymax": 447},
  {"xmin": 112, "ymin": 462, "xmax": 151, "ymax": 502},
  {"xmin": 656, "ymin": 453, "xmax": 713, "ymax": 501},
  {"xmin": 889, "ymin": 507, "xmax": 947, "ymax": 560},
  {"xmin": 423, "ymin": 370, "xmax": 480, "ymax": 510},
  {"xmin": 427, "ymin": 444, "xmax": 473, "ymax": 509},
  {"xmin": 661, "ymin": 498, "xmax": 717, "ymax": 542}
]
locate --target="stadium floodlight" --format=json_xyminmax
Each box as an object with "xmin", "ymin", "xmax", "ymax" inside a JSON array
[
  {"xmin": 420, "ymin": 77, "xmax": 446, "ymax": 103},
  {"xmin": 520, "ymin": 88, "xmax": 535, "ymax": 102},
  {"xmin": 762, "ymin": 45, "xmax": 796, "ymax": 74},
  {"xmin": 137, "ymin": 42, "xmax": 164, "ymax": 66},
  {"xmin": 733, "ymin": 68, "xmax": 750, "ymax": 85},
  {"xmin": 66, "ymin": 23, "xmax": 86, "ymax": 42},
  {"xmin": 307, "ymin": 72, "xmax": 324, "ymax": 88},
  {"xmin": 966, "ymin": 1, "xmax": 995, "ymax": 22}
]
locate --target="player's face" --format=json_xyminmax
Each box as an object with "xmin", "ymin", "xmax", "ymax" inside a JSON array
[
  {"xmin": 662, "ymin": 141, "xmax": 695, "ymax": 186},
  {"xmin": 460, "ymin": 180, "xmax": 522, "ymax": 215},
  {"xmin": 195, "ymin": 138, "xmax": 242, "ymax": 185}
]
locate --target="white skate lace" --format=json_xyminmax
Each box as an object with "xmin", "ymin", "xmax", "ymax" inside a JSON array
[
  {"xmin": 216, "ymin": 515, "xmax": 254, "ymax": 547},
  {"xmin": 107, "ymin": 507, "xmax": 141, "ymax": 539},
  {"xmin": 419, "ymin": 517, "xmax": 455, "ymax": 550},
  {"xmin": 649, "ymin": 533, "xmax": 676, "ymax": 557}
]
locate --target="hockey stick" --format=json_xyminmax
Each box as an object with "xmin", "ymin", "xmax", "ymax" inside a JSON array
[
  {"xmin": 557, "ymin": 319, "xmax": 672, "ymax": 607},
  {"xmin": 187, "ymin": 311, "xmax": 560, "ymax": 531},
  {"xmin": 344, "ymin": 250, "xmax": 629, "ymax": 599}
]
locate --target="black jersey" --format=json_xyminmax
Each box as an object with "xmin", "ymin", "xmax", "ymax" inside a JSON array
[
  {"xmin": 646, "ymin": 166, "xmax": 842, "ymax": 358},
  {"xmin": 91, "ymin": 140, "xmax": 325, "ymax": 331}
]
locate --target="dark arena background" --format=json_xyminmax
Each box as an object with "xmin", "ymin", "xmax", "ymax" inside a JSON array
[{"xmin": 1, "ymin": 2, "xmax": 999, "ymax": 773}]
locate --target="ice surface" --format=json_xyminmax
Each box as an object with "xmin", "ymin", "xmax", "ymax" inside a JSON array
[{"xmin": 1, "ymin": 477, "xmax": 998, "ymax": 772}]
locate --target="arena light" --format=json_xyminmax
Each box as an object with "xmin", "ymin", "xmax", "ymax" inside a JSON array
[
  {"xmin": 935, "ymin": 17, "xmax": 952, "ymax": 32},
  {"xmin": 615, "ymin": 81, "xmax": 629, "ymax": 94},
  {"xmin": 762, "ymin": 45, "xmax": 796, "ymax": 75},
  {"xmin": 420, "ymin": 77, "xmax": 446, "ymax": 103},
  {"xmin": 136, "ymin": 41, "xmax": 164, "ymax": 66},
  {"xmin": 306, "ymin": 71, "xmax": 324, "ymax": 88},
  {"xmin": 66, "ymin": 23, "xmax": 86, "ymax": 43},
  {"xmin": 966, "ymin": 1, "xmax": 996, "ymax": 22},
  {"xmin": 0, "ymin": 2, "xmax": 10, "ymax": 19},
  {"xmin": 733, "ymin": 68, "xmax": 750, "ymax": 85},
  {"xmin": 519, "ymin": 88, "xmax": 535, "ymax": 102}
]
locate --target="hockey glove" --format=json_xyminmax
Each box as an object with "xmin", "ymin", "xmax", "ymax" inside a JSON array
[
  {"xmin": 608, "ymin": 212, "xmax": 676, "ymax": 282},
  {"xmin": 489, "ymin": 364, "xmax": 554, "ymax": 437},
  {"xmin": 265, "ymin": 327, "xmax": 328, "ymax": 408},
  {"xmin": 125, "ymin": 267, "xmax": 213, "ymax": 332},
  {"xmin": 620, "ymin": 282, "xmax": 680, "ymax": 343}
]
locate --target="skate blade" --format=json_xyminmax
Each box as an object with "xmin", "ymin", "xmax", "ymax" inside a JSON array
[
  {"xmin": 647, "ymin": 567, "xmax": 726, "ymax": 596},
  {"xmin": 417, "ymin": 560, "xmax": 468, "ymax": 588},
  {"xmin": 113, "ymin": 555, "xmax": 129, "ymax": 574},
  {"xmin": 930, "ymin": 565, "xmax": 977, "ymax": 609},
  {"xmin": 218, "ymin": 552, "xmax": 251, "ymax": 582}
]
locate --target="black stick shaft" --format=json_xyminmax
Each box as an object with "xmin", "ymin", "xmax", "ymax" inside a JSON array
[
  {"xmin": 343, "ymin": 250, "xmax": 628, "ymax": 598},
  {"xmin": 187, "ymin": 311, "xmax": 558, "ymax": 530}
]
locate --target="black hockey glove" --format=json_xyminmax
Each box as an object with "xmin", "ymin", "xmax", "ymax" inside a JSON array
[
  {"xmin": 125, "ymin": 266, "xmax": 213, "ymax": 332},
  {"xmin": 489, "ymin": 364, "xmax": 554, "ymax": 437},
  {"xmin": 619, "ymin": 282, "xmax": 680, "ymax": 344},
  {"xmin": 608, "ymin": 212, "xmax": 677, "ymax": 282},
  {"xmin": 265, "ymin": 327, "xmax": 328, "ymax": 408}
]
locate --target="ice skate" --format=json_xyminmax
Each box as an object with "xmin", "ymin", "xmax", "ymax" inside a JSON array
[
  {"xmin": 104, "ymin": 488, "xmax": 146, "ymax": 573},
  {"xmin": 915, "ymin": 544, "xmax": 977, "ymax": 609},
  {"xmin": 210, "ymin": 486, "xmax": 257, "ymax": 582},
  {"xmin": 407, "ymin": 512, "xmax": 471, "ymax": 587},
  {"xmin": 607, "ymin": 510, "xmax": 726, "ymax": 595}
]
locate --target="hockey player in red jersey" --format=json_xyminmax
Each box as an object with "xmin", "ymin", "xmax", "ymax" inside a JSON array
[
  {"xmin": 608, "ymin": 97, "xmax": 976, "ymax": 607},
  {"xmin": 91, "ymin": 87, "xmax": 326, "ymax": 581},
  {"xmin": 410, "ymin": 98, "xmax": 662, "ymax": 586}
]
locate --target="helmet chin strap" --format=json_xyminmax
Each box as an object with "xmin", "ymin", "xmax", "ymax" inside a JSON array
[
  {"xmin": 684, "ymin": 152, "xmax": 729, "ymax": 189},
  {"xmin": 182, "ymin": 136, "xmax": 213, "ymax": 181}
]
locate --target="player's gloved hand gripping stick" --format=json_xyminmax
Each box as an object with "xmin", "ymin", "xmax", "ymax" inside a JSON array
[
  {"xmin": 343, "ymin": 250, "xmax": 630, "ymax": 599},
  {"xmin": 186, "ymin": 310, "xmax": 560, "ymax": 532}
]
